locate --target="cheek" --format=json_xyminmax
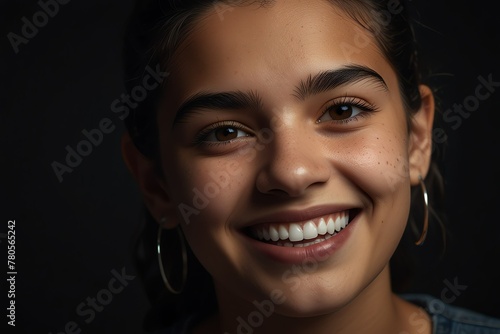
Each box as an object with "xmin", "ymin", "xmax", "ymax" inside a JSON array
[
  {"xmin": 164, "ymin": 154, "xmax": 251, "ymax": 270},
  {"xmin": 343, "ymin": 128, "xmax": 411, "ymax": 248},
  {"xmin": 335, "ymin": 126, "xmax": 411, "ymax": 201},
  {"xmin": 329, "ymin": 128, "xmax": 412, "ymax": 281},
  {"xmin": 168, "ymin": 156, "xmax": 271, "ymax": 296},
  {"xmin": 167, "ymin": 155, "xmax": 247, "ymax": 225}
]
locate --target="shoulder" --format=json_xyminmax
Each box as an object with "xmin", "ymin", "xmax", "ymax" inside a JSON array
[{"xmin": 401, "ymin": 293, "xmax": 500, "ymax": 334}]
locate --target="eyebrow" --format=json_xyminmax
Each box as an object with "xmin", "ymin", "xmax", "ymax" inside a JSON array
[
  {"xmin": 294, "ymin": 64, "xmax": 388, "ymax": 99},
  {"xmin": 172, "ymin": 90, "xmax": 263, "ymax": 126},
  {"xmin": 172, "ymin": 65, "xmax": 387, "ymax": 126}
]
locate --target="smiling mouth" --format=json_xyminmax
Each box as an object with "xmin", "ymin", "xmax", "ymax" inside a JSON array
[{"xmin": 245, "ymin": 209, "xmax": 358, "ymax": 247}]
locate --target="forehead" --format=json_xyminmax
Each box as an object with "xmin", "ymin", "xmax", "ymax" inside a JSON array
[{"xmin": 164, "ymin": 0, "xmax": 397, "ymax": 104}]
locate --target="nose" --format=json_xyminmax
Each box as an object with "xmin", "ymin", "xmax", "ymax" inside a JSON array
[{"xmin": 256, "ymin": 128, "xmax": 330, "ymax": 197}]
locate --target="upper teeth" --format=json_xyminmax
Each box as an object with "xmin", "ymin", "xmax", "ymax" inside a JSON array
[{"xmin": 253, "ymin": 211, "xmax": 349, "ymax": 242}]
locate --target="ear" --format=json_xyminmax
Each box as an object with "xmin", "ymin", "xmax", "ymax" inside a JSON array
[
  {"xmin": 120, "ymin": 131, "xmax": 179, "ymax": 229},
  {"xmin": 408, "ymin": 84, "xmax": 435, "ymax": 186}
]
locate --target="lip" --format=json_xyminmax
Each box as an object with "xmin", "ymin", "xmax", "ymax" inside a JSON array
[{"xmin": 240, "ymin": 206, "xmax": 359, "ymax": 264}]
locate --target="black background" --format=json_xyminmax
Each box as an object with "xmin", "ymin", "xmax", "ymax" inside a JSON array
[{"xmin": 1, "ymin": 1, "xmax": 500, "ymax": 333}]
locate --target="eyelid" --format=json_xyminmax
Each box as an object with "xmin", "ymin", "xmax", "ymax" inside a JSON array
[
  {"xmin": 194, "ymin": 120, "xmax": 252, "ymax": 145},
  {"xmin": 317, "ymin": 96, "xmax": 379, "ymax": 124}
]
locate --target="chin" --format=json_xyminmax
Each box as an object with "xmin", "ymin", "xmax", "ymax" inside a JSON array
[{"xmin": 270, "ymin": 285, "xmax": 354, "ymax": 318}]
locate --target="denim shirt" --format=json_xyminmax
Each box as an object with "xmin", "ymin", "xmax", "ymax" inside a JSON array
[
  {"xmin": 402, "ymin": 294, "xmax": 500, "ymax": 334},
  {"xmin": 154, "ymin": 294, "xmax": 500, "ymax": 333}
]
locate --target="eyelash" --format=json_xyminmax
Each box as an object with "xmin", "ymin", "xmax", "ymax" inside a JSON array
[
  {"xmin": 318, "ymin": 96, "xmax": 378, "ymax": 124},
  {"xmin": 194, "ymin": 120, "xmax": 251, "ymax": 146},
  {"xmin": 194, "ymin": 96, "xmax": 378, "ymax": 146}
]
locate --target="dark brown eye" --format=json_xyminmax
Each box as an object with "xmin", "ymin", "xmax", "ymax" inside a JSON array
[
  {"xmin": 327, "ymin": 104, "xmax": 355, "ymax": 120},
  {"xmin": 200, "ymin": 124, "xmax": 250, "ymax": 143},
  {"xmin": 215, "ymin": 127, "xmax": 238, "ymax": 141},
  {"xmin": 317, "ymin": 98, "xmax": 372, "ymax": 124}
]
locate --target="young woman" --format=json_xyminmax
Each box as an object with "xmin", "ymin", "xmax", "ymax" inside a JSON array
[{"xmin": 120, "ymin": 0, "xmax": 500, "ymax": 333}]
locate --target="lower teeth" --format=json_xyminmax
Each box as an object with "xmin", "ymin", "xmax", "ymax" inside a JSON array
[{"xmin": 274, "ymin": 234, "xmax": 334, "ymax": 247}]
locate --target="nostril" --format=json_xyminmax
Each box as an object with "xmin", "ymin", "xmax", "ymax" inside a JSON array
[
  {"xmin": 266, "ymin": 188, "xmax": 293, "ymax": 196},
  {"xmin": 255, "ymin": 147, "xmax": 330, "ymax": 197}
]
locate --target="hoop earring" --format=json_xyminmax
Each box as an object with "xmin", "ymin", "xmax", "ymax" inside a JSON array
[
  {"xmin": 415, "ymin": 175, "xmax": 429, "ymax": 246},
  {"xmin": 157, "ymin": 222, "xmax": 187, "ymax": 294}
]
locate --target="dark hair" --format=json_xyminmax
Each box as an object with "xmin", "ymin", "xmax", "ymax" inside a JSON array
[{"xmin": 122, "ymin": 0, "xmax": 446, "ymax": 331}]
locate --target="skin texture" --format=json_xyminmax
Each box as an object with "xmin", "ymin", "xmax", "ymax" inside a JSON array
[{"xmin": 121, "ymin": 0, "xmax": 435, "ymax": 333}]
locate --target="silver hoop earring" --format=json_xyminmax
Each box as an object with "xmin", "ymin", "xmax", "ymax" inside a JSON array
[
  {"xmin": 415, "ymin": 175, "xmax": 429, "ymax": 246},
  {"xmin": 157, "ymin": 222, "xmax": 187, "ymax": 294}
]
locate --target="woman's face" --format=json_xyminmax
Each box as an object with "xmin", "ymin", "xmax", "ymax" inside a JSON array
[{"xmin": 155, "ymin": 0, "xmax": 424, "ymax": 316}]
